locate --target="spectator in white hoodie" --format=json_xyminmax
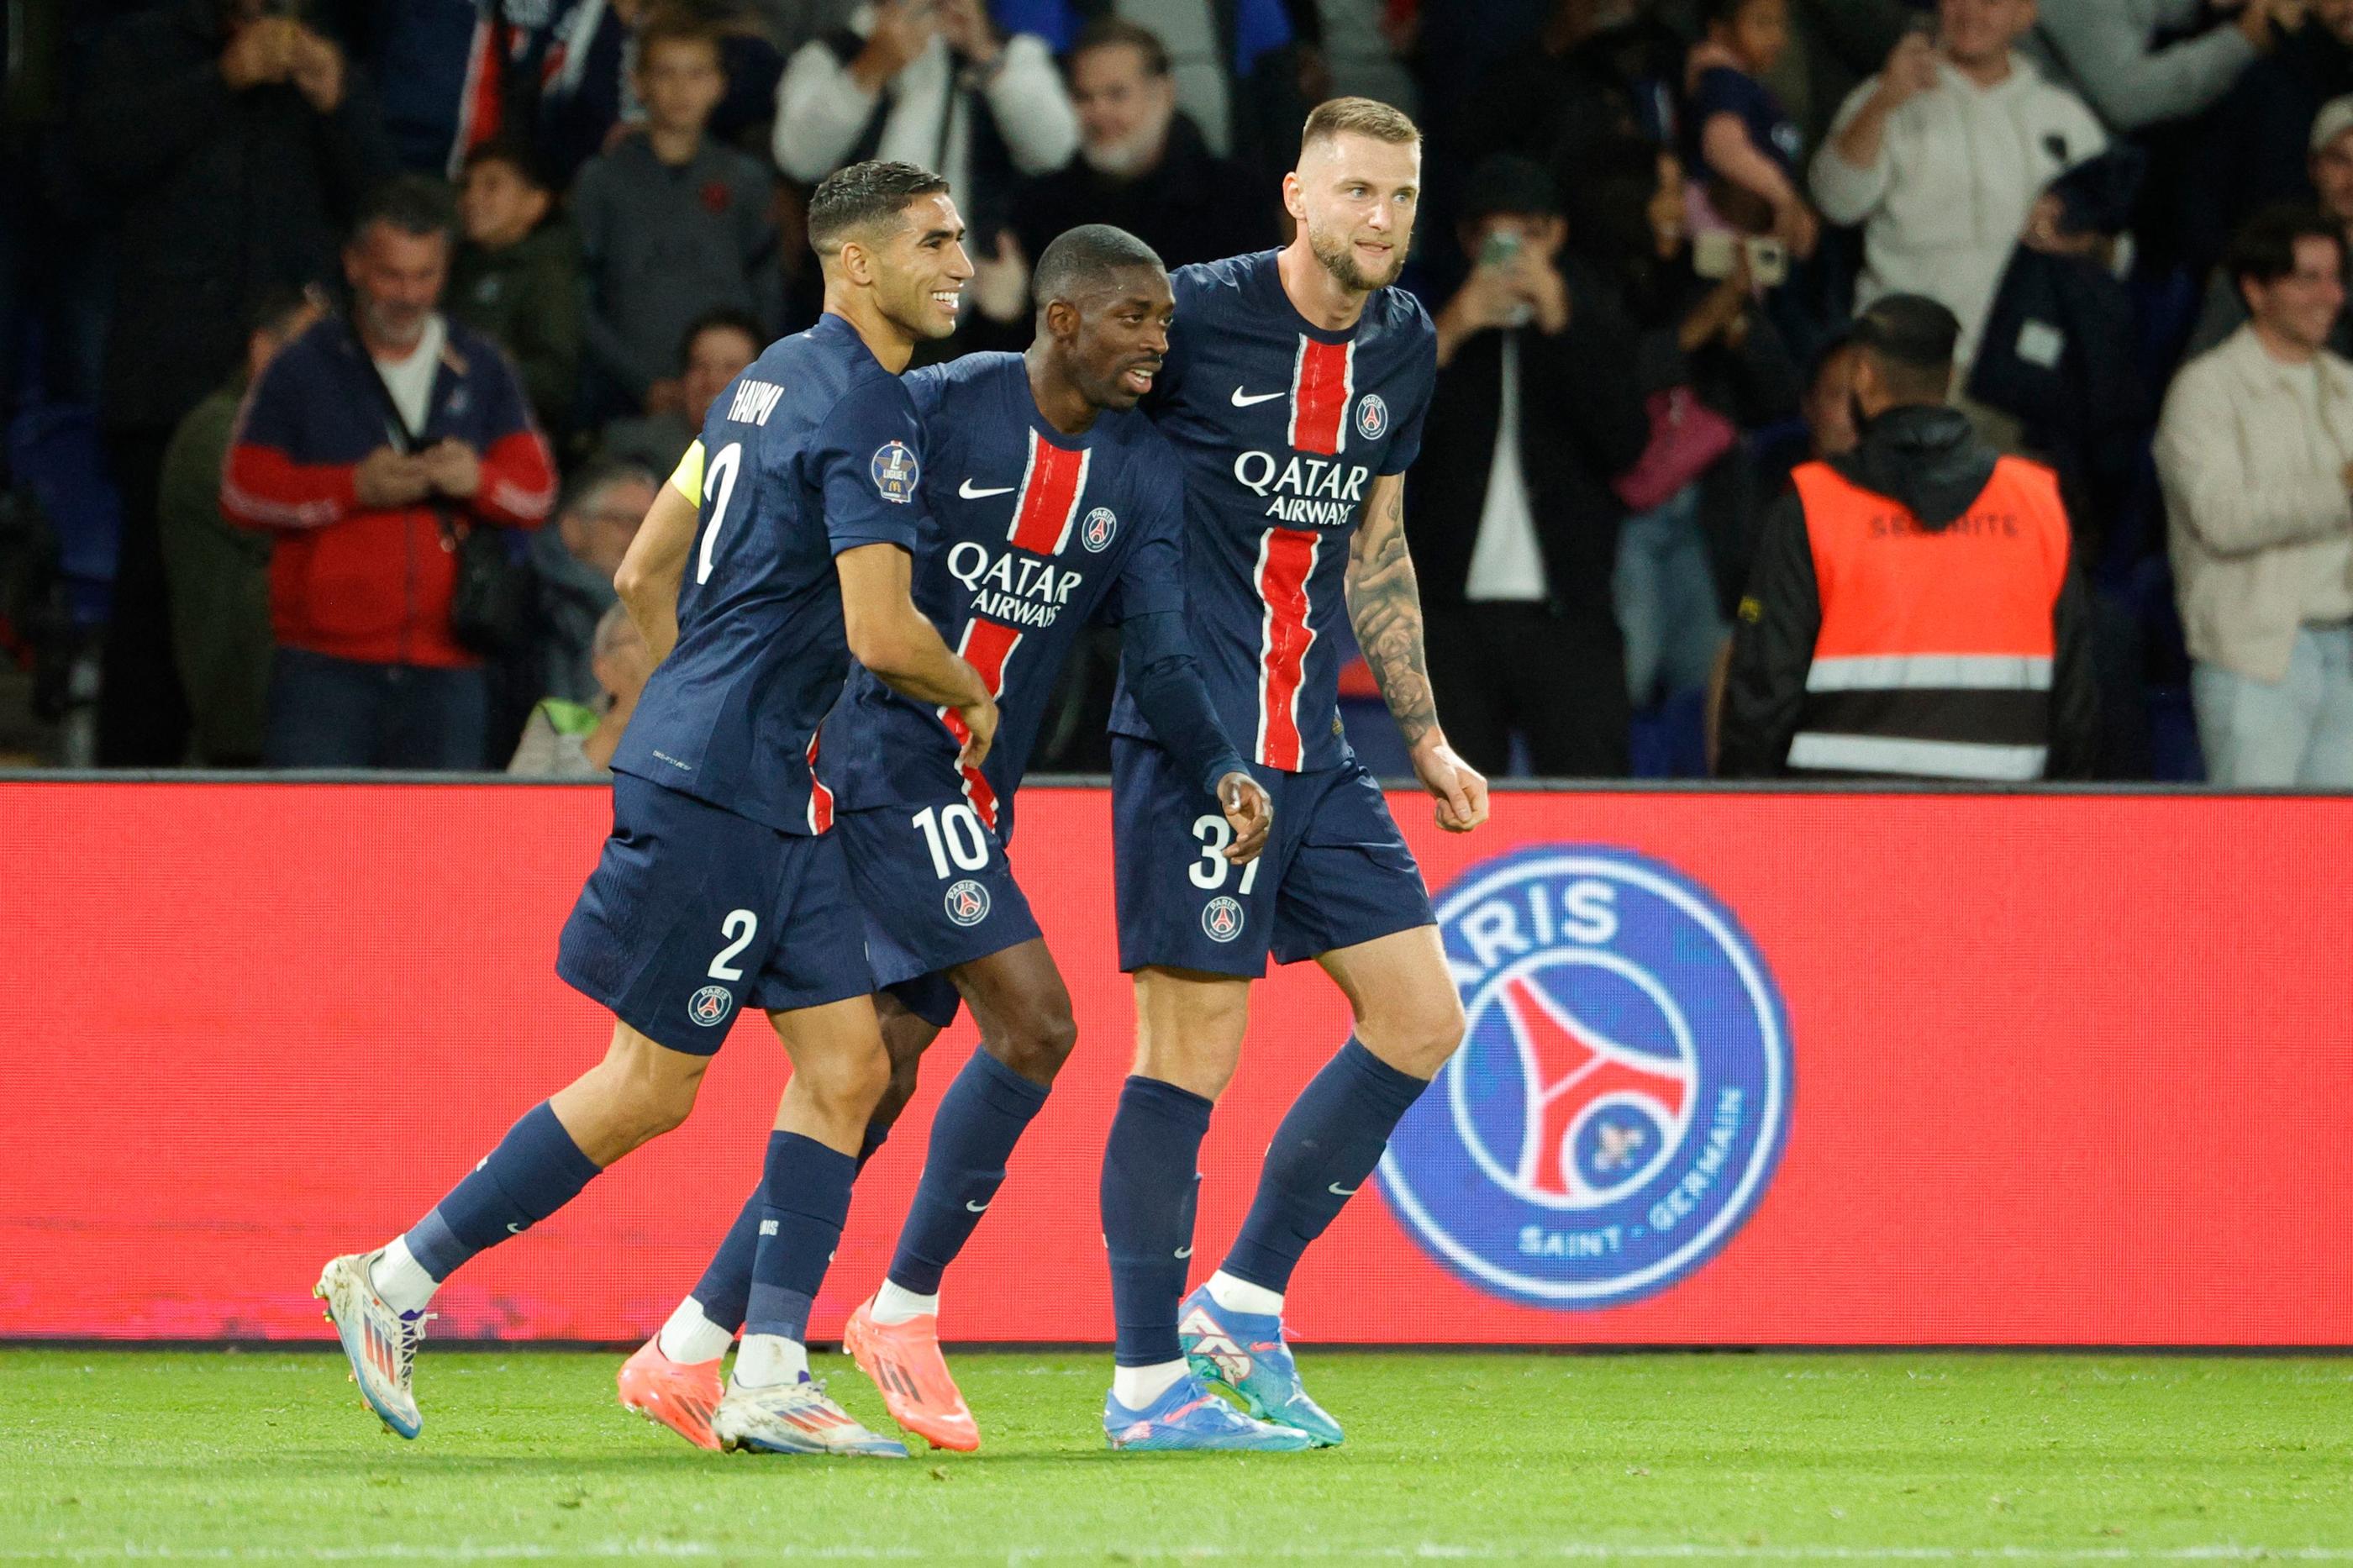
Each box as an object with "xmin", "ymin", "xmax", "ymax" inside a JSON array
[{"xmin": 1811, "ymin": 0, "xmax": 2106, "ymax": 376}]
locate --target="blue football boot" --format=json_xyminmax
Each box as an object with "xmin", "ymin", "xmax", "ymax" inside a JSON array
[
  {"xmin": 1177, "ymin": 1285, "xmax": 1345, "ymax": 1446},
  {"xmin": 1103, "ymin": 1371, "xmax": 1315, "ymax": 1452}
]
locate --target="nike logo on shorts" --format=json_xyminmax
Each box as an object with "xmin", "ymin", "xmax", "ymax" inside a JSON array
[{"xmin": 1229, "ymin": 387, "xmax": 1285, "ymax": 407}]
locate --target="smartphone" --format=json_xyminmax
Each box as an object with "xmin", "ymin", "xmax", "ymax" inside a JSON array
[
  {"xmin": 1745, "ymin": 236, "xmax": 1789, "ymax": 287},
  {"xmin": 1478, "ymin": 228, "xmax": 1524, "ymax": 271},
  {"xmin": 1692, "ymin": 230, "xmax": 1739, "ymax": 279}
]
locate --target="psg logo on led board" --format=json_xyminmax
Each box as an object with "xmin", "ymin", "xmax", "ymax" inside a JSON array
[{"xmin": 1378, "ymin": 846, "xmax": 1792, "ymax": 1308}]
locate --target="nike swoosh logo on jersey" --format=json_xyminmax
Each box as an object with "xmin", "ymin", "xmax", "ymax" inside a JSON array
[
  {"xmin": 958, "ymin": 479, "xmax": 1016, "ymax": 498},
  {"xmin": 1229, "ymin": 387, "xmax": 1286, "ymax": 407},
  {"xmin": 1327, "ymin": 1183, "xmax": 1359, "ymax": 1197},
  {"xmin": 1174, "ymin": 1245, "xmax": 1193, "ymax": 1258},
  {"xmin": 966, "ymin": 1199, "xmax": 990, "ymax": 1213}
]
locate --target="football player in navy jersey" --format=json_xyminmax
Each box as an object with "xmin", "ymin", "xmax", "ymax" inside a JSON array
[
  {"xmin": 608, "ymin": 226, "xmax": 1289, "ymax": 1455},
  {"xmin": 1097, "ymin": 99, "xmax": 1492, "ymax": 1451},
  {"xmin": 313, "ymin": 162, "xmax": 997, "ymax": 1460}
]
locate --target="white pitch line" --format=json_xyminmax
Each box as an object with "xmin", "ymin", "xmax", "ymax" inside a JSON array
[{"xmin": 7, "ymin": 1545, "xmax": 2353, "ymax": 1565}]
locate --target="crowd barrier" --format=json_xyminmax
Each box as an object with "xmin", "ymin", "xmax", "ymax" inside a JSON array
[{"xmin": 4, "ymin": 779, "xmax": 2348, "ymax": 1345}]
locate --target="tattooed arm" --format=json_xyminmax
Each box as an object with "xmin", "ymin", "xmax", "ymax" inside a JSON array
[{"xmin": 1346, "ymin": 473, "xmax": 1489, "ymax": 832}]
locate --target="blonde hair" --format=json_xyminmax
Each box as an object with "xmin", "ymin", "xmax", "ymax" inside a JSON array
[{"xmin": 1300, "ymin": 97, "xmax": 1422, "ymax": 158}]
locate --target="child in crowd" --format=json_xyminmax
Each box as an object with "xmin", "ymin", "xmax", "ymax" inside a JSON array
[
  {"xmin": 450, "ymin": 140, "xmax": 582, "ymax": 439},
  {"xmin": 1686, "ymin": 0, "xmax": 1819, "ymax": 259},
  {"xmin": 571, "ymin": 8, "xmax": 779, "ymax": 425}
]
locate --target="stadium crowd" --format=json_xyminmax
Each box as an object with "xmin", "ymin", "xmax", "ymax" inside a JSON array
[{"xmin": 3, "ymin": 0, "xmax": 2351, "ymax": 784}]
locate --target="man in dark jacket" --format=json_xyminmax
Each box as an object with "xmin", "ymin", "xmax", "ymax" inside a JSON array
[
  {"xmin": 1719, "ymin": 294, "xmax": 2099, "ymax": 780},
  {"xmin": 1405, "ymin": 155, "xmax": 1654, "ymax": 777},
  {"xmin": 1009, "ymin": 20, "xmax": 1279, "ymax": 272},
  {"xmin": 76, "ymin": 0, "xmax": 397, "ymax": 765}
]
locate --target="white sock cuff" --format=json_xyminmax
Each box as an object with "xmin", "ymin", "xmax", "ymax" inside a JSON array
[
  {"xmin": 657, "ymin": 1298, "xmax": 735, "ymax": 1365},
  {"xmin": 730, "ymin": 1333, "xmax": 809, "ymax": 1390},
  {"xmin": 369, "ymin": 1236, "xmax": 440, "ymax": 1316},
  {"xmin": 1205, "ymin": 1269, "xmax": 1284, "ymax": 1318},
  {"xmin": 870, "ymin": 1280, "xmax": 940, "ymax": 1325},
  {"xmin": 1112, "ymin": 1358, "xmax": 1189, "ymax": 1412}
]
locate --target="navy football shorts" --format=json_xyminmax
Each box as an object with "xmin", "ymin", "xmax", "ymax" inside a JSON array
[
  {"xmin": 835, "ymin": 797, "xmax": 1042, "ymax": 1029},
  {"xmin": 1111, "ymin": 735, "xmax": 1434, "ymax": 977},
  {"xmin": 557, "ymin": 773, "xmax": 876, "ymax": 1054}
]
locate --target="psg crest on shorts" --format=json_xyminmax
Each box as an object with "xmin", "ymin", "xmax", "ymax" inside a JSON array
[
  {"xmin": 1202, "ymin": 896, "xmax": 1245, "ymax": 943},
  {"xmin": 688, "ymin": 984, "xmax": 734, "ymax": 1028},
  {"xmin": 871, "ymin": 440, "xmax": 920, "ymax": 503},
  {"xmin": 1080, "ymin": 506, "xmax": 1119, "ymax": 553},
  {"xmin": 944, "ymin": 879, "xmax": 991, "ymax": 927},
  {"xmin": 1355, "ymin": 393, "xmax": 1388, "ymax": 441},
  {"xmin": 1377, "ymin": 846, "xmax": 1792, "ymax": 1308}
]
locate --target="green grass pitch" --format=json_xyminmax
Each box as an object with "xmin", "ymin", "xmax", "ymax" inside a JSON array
[{"xmin": 3, "ymin": 1350, "xmax": 2348, "ymax": 1563}]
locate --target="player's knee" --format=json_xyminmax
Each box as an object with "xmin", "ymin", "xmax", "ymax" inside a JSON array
[
  {"xmin": 801, "ymin": 1037, "xmax": 893, "ymax": 1122},
  {"xmin": 588, "ymin": 1031, "xmax": 708, "ymax": 1144},
  {"xmin": 1371, "ymin": 993, "xmax": 1467, "ymax": 1078},
  {"xmin": 994, "ymin": 1006, "xmax": 1078, "ymax": 1085}
]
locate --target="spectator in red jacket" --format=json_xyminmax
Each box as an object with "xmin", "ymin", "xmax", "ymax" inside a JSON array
[{"xmin": 224, "ymin": 176, "xmax": 556, "ymax": 770}]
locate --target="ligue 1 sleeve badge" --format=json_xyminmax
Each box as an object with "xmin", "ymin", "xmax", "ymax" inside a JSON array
[
  {"xmin": 871, "ymin": 440, "xmax": 920, "ymax": 503},
  {"xmin": 1377, "ymin": 845, "xmax": 1792, "ymax": 1308}
]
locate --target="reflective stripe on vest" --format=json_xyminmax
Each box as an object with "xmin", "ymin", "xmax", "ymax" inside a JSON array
[{"xmin": 1788, "ymin": 455, "xmax": 2070, "ymax": 781}]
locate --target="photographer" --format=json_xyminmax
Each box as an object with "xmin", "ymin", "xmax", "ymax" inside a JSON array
[{"xmin": 1406, "ymin": 155, "xmax": 1651, "ymax": 779}]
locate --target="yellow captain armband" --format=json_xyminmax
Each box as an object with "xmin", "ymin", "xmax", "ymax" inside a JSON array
[{"xmin": 669, "ymin": 439, "xmax": 706, "ymax": 508}]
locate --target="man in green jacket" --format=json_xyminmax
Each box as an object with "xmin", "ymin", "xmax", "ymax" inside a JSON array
[
  {"xmin": 159, "ymin": 287, "xmax": 322, "ymax": 766},
  {"xmin": 451, "ymin": 139, "xmax": 582, "ymax": 440}
]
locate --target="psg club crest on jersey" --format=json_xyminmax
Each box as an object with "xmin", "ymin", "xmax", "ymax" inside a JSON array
[
  {"xmin": 1201, "ymin": 896, "xmax": 1245, "ymax": 943},
  {"xmin": 688, "ymin": 985, "xmax": 735, "ymax": 1028},
  {"xmin": 871, "ymin": 440, "xmax": 920, "ymax": 503},
  {"xmin": 1080, "ymin": 507, "xmax": 1119, "ymax": 553},
  {"xmin": 1355, "ymin": 393, "xmax": 1388, "ymax": 441},
  {"xmin": 1377, "ymin": 846, "xmax": 1792, "ymax": 1309},
  {"xmin": 945, "ymin": 879, "xmax": 992, "ymax": 927}
]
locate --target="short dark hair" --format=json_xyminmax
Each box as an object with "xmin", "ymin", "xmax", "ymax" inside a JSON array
[
  {"xmin": 1849, "ymin": 293, "xmax": 1958, "ymax": 400},
  {"xmin": 2226, "ymin": 203, "xmax": 2343, "ymax": 293},
  {"xmin": 1071, "ymin": 18, "xmax": 1171, "ymax": 77},
  {"xmin": 677, "ymin": 306, "xmax": 765, "ymax": 370},
  {"xmin": 242, "ymin": 284, "xmax": 318, "ymax": 344},
  {"xmin": 1461, "ymin": 154, "xmax": 1561, "ymax": 224},
  {"xmin": 635, "ymin": 6, "xmax": 723, "ymax": 66},
  {"xmin": 1033, "ymin": 224, "xmax": 1165, "ymax": 312},
  {"xmin": 1702, "ymin": 0, "xmax": 1771, "ymax": 29},
  {"xmin": 461, "ymin": 136, "xmax": 550, "ymax": 192},
  {"xmin": 351, "ymin": 174, "xmax": 455, "ymax": 246},
  {"xmin": 808, "ymin": 160, "xmax": 952, "ymax": 256}
]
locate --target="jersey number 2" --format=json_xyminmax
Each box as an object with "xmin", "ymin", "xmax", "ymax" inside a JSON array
[{"xmin": 695, "ymin": 442, "xmax": 745, "ymax": 585}]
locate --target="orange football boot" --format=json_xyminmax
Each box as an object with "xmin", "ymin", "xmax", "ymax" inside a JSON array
[
  {"xmin": 842, "ymin": 1296, "xmax": 980, "ymax": 1452},
  {"xmin": 617, "ymin": 1334, "xmax": 723, "ymax": 1451}
]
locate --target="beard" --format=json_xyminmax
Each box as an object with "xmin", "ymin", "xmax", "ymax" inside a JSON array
[
  {"xmin": 360, "ymin": 297, "xmax": 429, "ymax": 350},
  {"xmin": 1307, "ymin": 220, "xmax": 1405, "ymax": 292}
]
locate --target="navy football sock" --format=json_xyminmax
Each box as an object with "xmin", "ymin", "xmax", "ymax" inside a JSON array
[
  {"xmin": 1100, "ymin": 1075, "xmax": 1213, "ymax": 1368},
  {"xmin": 855, "ymin": 1121, "xmax": 891, "ymax": 1173},
  {"xmin": 887, "ymin": 1049, "xmax": 1050, "ymax": 1296},
  {"xmin": 689, "ymin": 1123, "xmax": 886, "ymax": 1338},
  {"xmin": 743, "ymin": 1132, "xmax": 855, "ymax": 1346},
  {"xmin": 404, "ymin": 1102, "xmax": 602, "ymax": 1281},
  {"xmin": 1222, "ymin": 1039, "xmax": 1429, "ymax": 1296}
]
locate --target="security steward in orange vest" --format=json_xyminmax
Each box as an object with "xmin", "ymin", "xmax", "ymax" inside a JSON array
[{"xmin": 1718, "ymin": 294, "xmax": 2098, "ymax": 781}]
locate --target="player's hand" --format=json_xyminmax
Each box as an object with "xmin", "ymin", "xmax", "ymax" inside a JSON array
[
  {"xmin": 354, "ymin": 447, "xmax": 432, "ymax": 508},
  {"xmin": 287, "ymin": 26, "xmax": 346, "ymax": 113},
  {"xmin": 421, "ymin": 439, "xmax": 482, "ymax": 499},
  {"xmin": 1411, "ymin": 731, "xmax": 1487, "ymax": 833},
  {"xmin": 952, "ymin": 693, "xmax": 998, "ymax": 771},
  {"xmin": 1216, "ymin": 771, "xmax": 1272, "ymax": 863}
]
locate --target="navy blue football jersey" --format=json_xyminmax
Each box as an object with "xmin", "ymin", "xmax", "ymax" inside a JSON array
[
  {"xmin": 1106, "ymin": 250, "xmax": 1436, "ymax": 773},
  {"xmin": 820, "ymin": 352, "xmax": 1188, "ymax": 842},
  {"xmin": 612, "ymin": 313, "xmax": 924, "ymax": 834}
]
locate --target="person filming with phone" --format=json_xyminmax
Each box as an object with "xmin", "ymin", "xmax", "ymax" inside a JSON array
[{"xmin": 1409, "ymin": 155, "xmax": 1653, "ymax": 779}]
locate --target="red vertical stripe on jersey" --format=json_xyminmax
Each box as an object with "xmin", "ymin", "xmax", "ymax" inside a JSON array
[
  {"xmin": 1286, "ymin": 338, "xmax": 1355, "ymax": 457},
  {"xmin": 806, "ymin": 729, "xmax": 834, "ymax": 834},
  {"xmin": 1253, "ymin": 528, "xmax": 1320, "ymax": 770},
  {"xmin": 1006, "ymin": 430, "xmax": 1090, "ymax": 556},
  {"xmin": 940, "ymin": 618, "xmax": 1023, "ymax": 829},
  {"xmin": 451, "ymin": 19, "xmax": 506, "ymax": 179}
]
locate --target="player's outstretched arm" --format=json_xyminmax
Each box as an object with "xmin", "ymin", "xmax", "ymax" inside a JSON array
[
  {"xmin": 1117, "ymin": 610, "xmax": 1271, "ymax": 862},
  {"xmin": 1345, "ymin": 473, "xmax": 1489, "ymax": 833},
  {"xmin": 613, "ymin": 456, "xmax": 703, "ymax": 664},
  {"xmin": 837, "ymin": 541, "xmax": 998, "ymax": 769}
]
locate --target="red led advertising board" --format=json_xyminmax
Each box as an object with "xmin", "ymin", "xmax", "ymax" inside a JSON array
[{"xmin": 3, "ymin": 781, "xmax": 2347, "ymax": 1344}]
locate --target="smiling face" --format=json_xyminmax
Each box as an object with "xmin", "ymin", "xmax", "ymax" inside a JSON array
[
  {"xmin": 1287, "ymin": 131, "xmax": 1421, "ymax": 295},
  {"xmin": 458, "ymin": 157, "xmax": 549, "ymax": 250},
  {"xmin": 854, "ymin": 192, "xmax": 975, "ymax": 341},
  {"xmin": 2248, "ymin": 234, "xmax": 2347, "ymax": 355},
  {"xmin": 1055, "ymin": 264, "xmax": 1175, "ymax": 412},
  {"xmin": 1938, "ymin": 0, "xmax": 2035, "ymax": 70},
  {"xmin": 1072, "ymin": 40, "xmax": 1176, "ymax": 176}
]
